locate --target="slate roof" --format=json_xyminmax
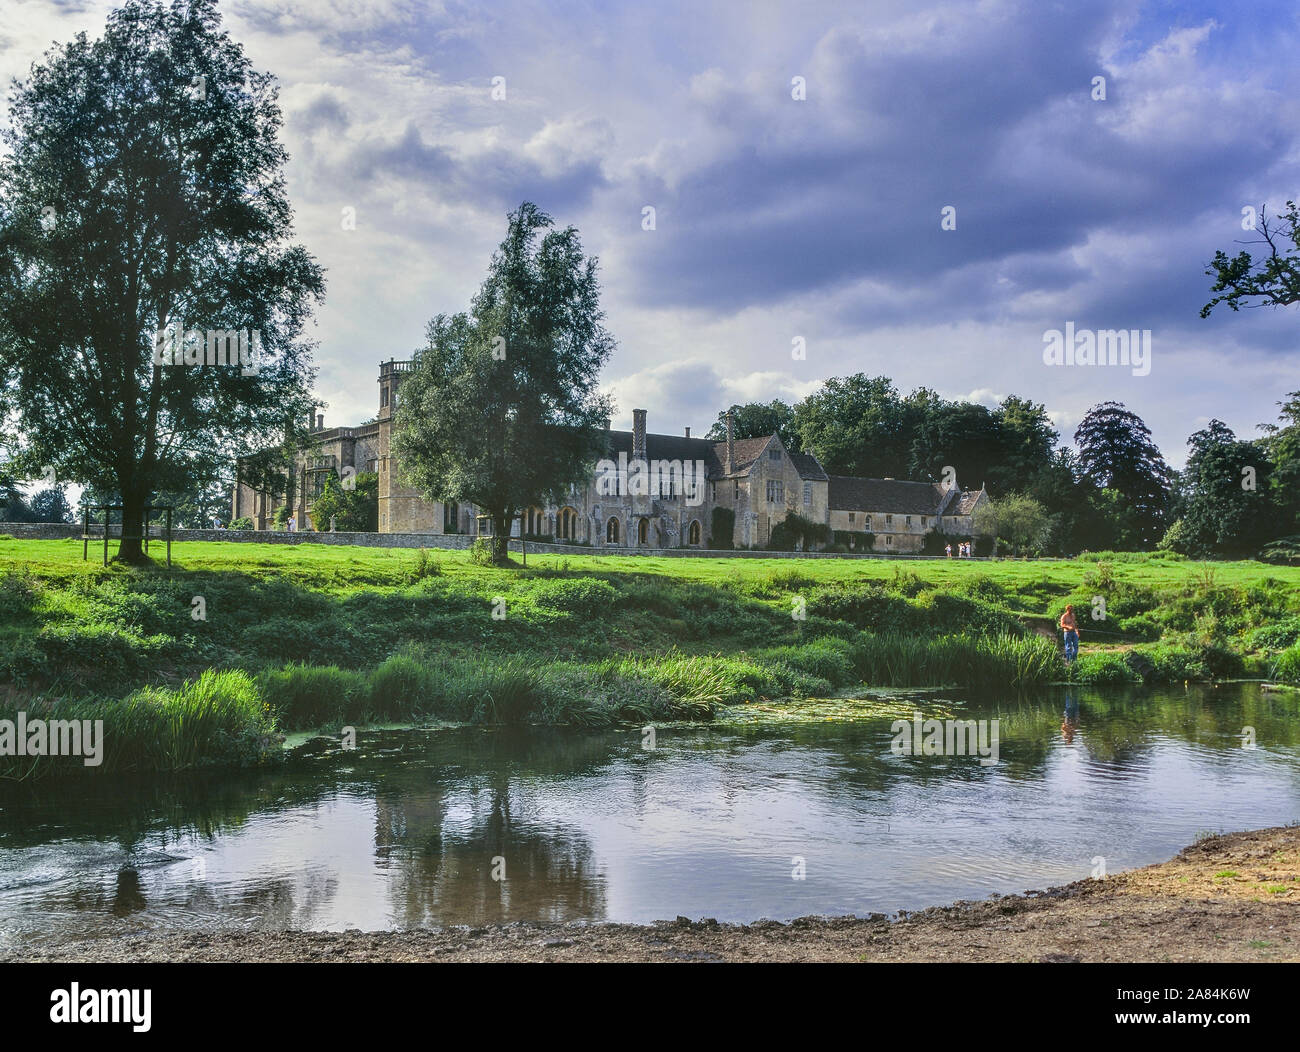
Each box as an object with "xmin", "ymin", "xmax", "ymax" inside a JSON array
[
  {"xmin": 709, "ymin": 435, "xmax": 772, "ymax": 478},
  {"xmin": 788, "ymin": 451, "xmax": 829, "ymax": 481},
  {"xmin": 603, "ymin": 429, "xmax": 716, "ymax": 467},
  {"xmin": 601, "ymin": 430, "xmax": 829, "ymax": 482},
  {"xmin": 828, "ymin": 476, "xmax": 985, "ymax": 516},
  {"xmin": 828, "ymin": 476, "xmax": 944, "ymax": 515}
]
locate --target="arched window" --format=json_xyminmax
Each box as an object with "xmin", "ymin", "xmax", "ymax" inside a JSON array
[
  {"xmin": 606, "ymin": 517, "xmax": 620, "ymax": 543},
  {"xmin": 558, "ymin": 506, "xmax": 579, "ymax": 540},
  {"xmin": 688, "ymin": 520, "xmax": 701, "ymax": 545},
  {"xmin": 525, "ymin": 506, "xmax": 545, "ymax": 536},
  {"xmin": 637, "ymin": 517, "xmax": 649, "ymax": 545}
]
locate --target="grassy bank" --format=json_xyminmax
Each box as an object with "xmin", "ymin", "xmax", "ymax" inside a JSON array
[{"xmin": 1, "ymin": 538, "xmax": 1298, "ymax": 776}]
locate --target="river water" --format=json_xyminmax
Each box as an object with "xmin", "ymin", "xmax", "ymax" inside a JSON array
[{"xmin": 1, "ymin": 683, "xmax": 1297, "ymax": 949}]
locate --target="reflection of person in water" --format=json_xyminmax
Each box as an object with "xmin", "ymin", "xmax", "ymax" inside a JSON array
[{"xmin": 1061, "ymin": 692, "xmax": 1080, "ymax": 743}]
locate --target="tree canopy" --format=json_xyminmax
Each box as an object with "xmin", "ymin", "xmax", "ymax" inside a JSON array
[
  {"xmin": 391, "ymin": 202, "xmax": 615, "ymax": 562},
  {"xmin": 0, "ymin": 0, "xmax": 323, "ymax": 561}
]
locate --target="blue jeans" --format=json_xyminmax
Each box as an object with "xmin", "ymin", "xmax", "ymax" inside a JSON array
[{"xmin": 1063, "ymin": 629, "xmax": 1079, "ymax": 662}]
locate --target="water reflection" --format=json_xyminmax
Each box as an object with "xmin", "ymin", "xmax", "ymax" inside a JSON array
[{"xmin": 0, "ymin": 683, "xmax": 1298, "ymax": 947}]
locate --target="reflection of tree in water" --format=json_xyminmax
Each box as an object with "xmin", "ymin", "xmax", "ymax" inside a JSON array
[{"xmin": 377, "ymin": 777, "xmax": 606, "ymax": 928}]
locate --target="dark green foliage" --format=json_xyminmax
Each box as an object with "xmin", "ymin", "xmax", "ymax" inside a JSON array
[
  {"xmin": 390, "ymin": 202, "xmax": 615, "ymax": 563},
  {"xmin": 767, "ymin": 512, "xmax": 831, "ymax": 552},
  {"xmin": 832, "ymin": 529, "xmax": 873, "ymax": 551},
  {"xmin": 709, "ymin": 507, "xmax": 735, "ymax": 549}
]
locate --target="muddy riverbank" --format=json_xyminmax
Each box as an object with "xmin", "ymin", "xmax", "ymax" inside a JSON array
[{"xmin": 9, "ymin": 826, "xmax": 1297, "ymax": 963}]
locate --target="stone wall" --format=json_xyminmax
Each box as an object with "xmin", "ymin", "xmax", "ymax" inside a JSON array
[{"xmin": 0, "ymin": 521, "xmax": 982, "ymax": 559}]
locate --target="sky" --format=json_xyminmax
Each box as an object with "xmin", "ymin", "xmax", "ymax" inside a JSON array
[{"xmin": 3, "ymin": 0, "xmax": 1299, "ymax": 470}]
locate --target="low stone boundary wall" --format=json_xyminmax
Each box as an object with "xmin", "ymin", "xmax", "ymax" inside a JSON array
[{"xmin": 0, "ymin": 521, "xmax": 1000, "ymax": 560}]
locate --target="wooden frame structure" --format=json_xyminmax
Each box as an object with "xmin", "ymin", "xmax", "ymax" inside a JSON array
[{"xmin": 80, "ymin": 504, "xmax": 175, "ymax": 566}]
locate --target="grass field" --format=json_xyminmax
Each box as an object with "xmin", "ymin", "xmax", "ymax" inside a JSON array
[{"xmin": 2, "ymin": 537, "xmax": 1298, "ymax": 776}]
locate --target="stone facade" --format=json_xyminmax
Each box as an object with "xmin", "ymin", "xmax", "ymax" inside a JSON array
[
  {"xmin": 233, "ymin": 358, "xmax": 988, "ymax": 550},
  {"xmin": 827, "ymin": 476, "xmax": 988, "ymax": 552}
]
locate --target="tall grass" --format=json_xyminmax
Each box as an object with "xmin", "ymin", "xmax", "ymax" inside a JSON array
[
  {"xmin": 850, "ymin": 633, "xmax": 1059, "ymax": 688},
  {"xmin": 0, "ymin": 669, "xmax": 278, "ymax": 780}
]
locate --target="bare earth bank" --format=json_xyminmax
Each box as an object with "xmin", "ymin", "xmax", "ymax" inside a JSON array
[{"xmin": 10, "ymin": 827, "xmax": 1298, "ymax": 963}]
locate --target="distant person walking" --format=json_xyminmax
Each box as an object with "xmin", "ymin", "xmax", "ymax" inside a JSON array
[
  {"xmin": 945, "ymin": 543, "xmax": 953, "ymax": 558},
  {"xmin": 1060, "ymin": 604, "xmax": 1080, "ymax": 663},
  {"xmin": 288, "ymin": 515, "xmax": 296, "ymax": 533}
]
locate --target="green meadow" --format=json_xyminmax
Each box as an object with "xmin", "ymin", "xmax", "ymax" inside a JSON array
[{"xmin": 2, "ymin": 537, "xmax": 1299, "ymax": 777}]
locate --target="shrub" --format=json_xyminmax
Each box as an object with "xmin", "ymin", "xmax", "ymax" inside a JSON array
[
  {"xmin": 258, "ymin": 663, "xmax": 369, "ymax": 729},
  {"xmin": 1272, "ymin": 644, "xmax": 1300, "ymax": 684},
  {"xmin": 468, "ymin": 538, "xmax": 496, "ymax": 566},
  {"xmin": 368, "ymin": 653, "xmax": 435, "ymax": 718},
  {"xmin": 832, "ymin": 529, "xmax": 874, "ymax": 552},
  {"xmin": 1117, "ymin": 613, "xmax": 1162, "ymax": 642},
  {"xmin": 1248, "ymin": 618, "xmax": 1300, "ymax": 652},
  {"xmin": 531, "ymin": 578, "xmax": 619, "ymax": 617},
  {"xmin": 1258, "ymin": 536, "xmax": 1300, "ymax": 566},
  {"xmin": 768, "ymin": 512, "xmax": 831, "ymax": 552},
  {"xmin": 709, "ymin": 507, "xmax": 735, "ymax": 549},
  {"xmin": 0, "ymin": 570, "xmax": 36, "ymax": 621},
  {"xmin": 909, "ymin": 591, "xmax": 1025, "ymax": 637},
  {"xmin": 227, "ymin": 517, "xmax": 254, "ymax": 531},
  {"xmin": 1071, "ymin": 651, "xmax": 1140, "ymax": 685},
  {"xmin": 411, "ymin": 547, "xmax": 441, "ymax": 580},
  {"xmin": 923, "ymin": 530, "xmax": 970, "ymax": 555}
]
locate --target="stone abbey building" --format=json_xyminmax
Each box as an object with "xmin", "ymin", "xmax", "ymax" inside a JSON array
[{"xmin": 232, "ymin": 358, "xmax": 988, "ymax": 551}]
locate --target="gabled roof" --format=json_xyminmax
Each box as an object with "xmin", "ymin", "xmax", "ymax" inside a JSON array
[
  {"xmin": 788, "ymin": 451, "xmax": 828, "ymax": 482},
  {"xmin": 828, "ymin": 475, "xmax": 986, "ymax": 516},
  {"xmin": 709, "ymin": 435, "xmax": 773, "ymax": 478}
]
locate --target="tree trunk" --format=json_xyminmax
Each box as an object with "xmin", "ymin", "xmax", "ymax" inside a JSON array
[
  {"xmin": 491, "ymin": 511, "xmax": 511, "ymax": 565},
  {"xmin": 118, "ymin": 487, "xmax": 149, "ymax": 564}
]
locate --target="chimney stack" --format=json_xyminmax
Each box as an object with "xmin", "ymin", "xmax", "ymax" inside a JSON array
[
  {"xmin": 633, "ymin": 408, "xmax": 647, "ymax": 461},
  {"xmin": 684, "ymin": 426, "xmax": 690, "ymax": 439},
  {"xmin": 316, "ymin": 413, "xmax": 324, "ymax": 430},
  {"xmin": 725, "ymin": 410, "xmax": 735, "ymax": 473}
]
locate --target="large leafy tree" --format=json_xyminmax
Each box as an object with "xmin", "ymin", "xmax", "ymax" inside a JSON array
[
  {"xmin": 28, "ymin": 486, "xmax": 75, "ymax": 524},
  {"xmin": 704, "ymin": 400, "xmax": 798, "ymax": 450},
  {"xmin": 1074, "ymin": 401, "xmax": 1172, "ymax": 548},
  {"xmin": 0, "ymin": 0, "xmax": 323, "ymax": 562},
  {"xmin": 1171, "ymin": 420, "xmax": 1281, "ymax": 556},
  {"xmin": 990, "ymin": 395, "xmax": 1058, "ymax": 493},
  {"xmin": 391, "ymin": 202, "xmax": 615, "ymax": 563},
  {"xmin": 908, "ymin": 399, "xmax": 1001, "ymax": 490},
  {"xmin": 791, "ymin": 374, "xmax": 916, "ymax": 477},
  {"xmin": 1260, "ymin": 391, "xmax": 1300, "ymax": 526},
  {"xmin": 156, "ymin": 476, "xmax": 234, "ymax": 528},
  {"xmin": 972, "ymin": 493, "xmax": 1052, "ymax": 556}
]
